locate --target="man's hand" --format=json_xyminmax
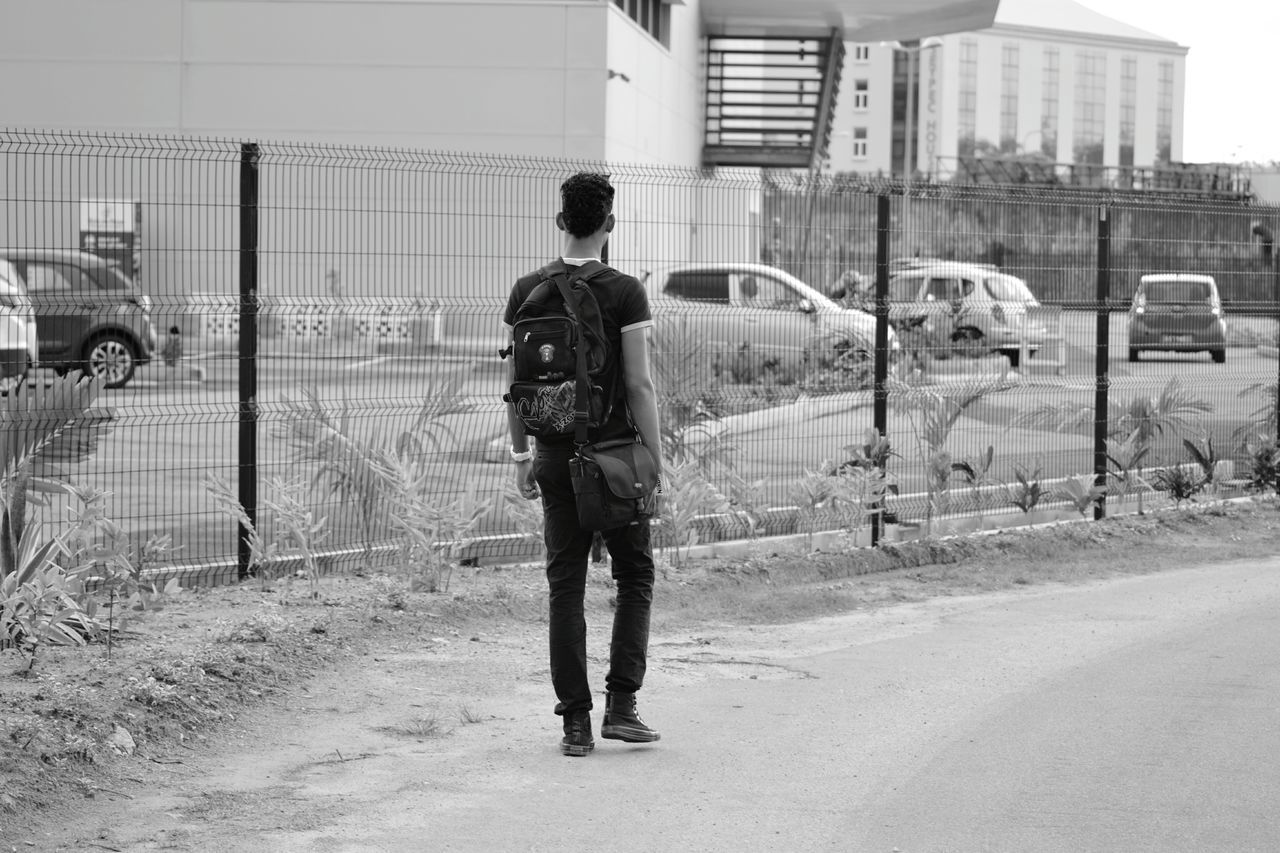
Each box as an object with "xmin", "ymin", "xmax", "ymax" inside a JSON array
[{"xmin": 515, "ymin": 459, "xmax": 539, "ymax": 500}]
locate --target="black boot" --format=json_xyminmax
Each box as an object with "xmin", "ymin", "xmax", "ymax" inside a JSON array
[
  {"xmin": 560, "ymin": 710, "xmax": 594, "ymax": 757},
  {"xmin": 601, "ymin": 692, "xmax": 660, "ymax": 743}
]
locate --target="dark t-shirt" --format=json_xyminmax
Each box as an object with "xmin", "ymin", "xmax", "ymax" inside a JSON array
[{"xmin": 504, "ymin": 259, "xmax": 653, "ymax": 448}]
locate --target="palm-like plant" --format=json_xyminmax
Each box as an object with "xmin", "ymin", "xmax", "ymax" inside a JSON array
[
  {"xmin": 892, "ymin": 374, "xmax": 1012, "ymax": 534},
  {"xmin": 1015, "ymin": 378, "xmax": 1212, "ymax": 447},
  {"xmin": 1233, "ymin": 382, "xmax": 1278, "ymax": 446},
  {"xmin": 1, "ymin": 374, "xmax": 112, "ymax": 579},
  {"xmin": 274, "ymin": 367, "xmax": 470, "ymax": 562},
  {"xmin": 650, "ymin": 316, "xmax": 724, "ymax": 464},
  {"xmin": 1106, "ymin": 432, "xmax": 1153, "ymax": 513}
]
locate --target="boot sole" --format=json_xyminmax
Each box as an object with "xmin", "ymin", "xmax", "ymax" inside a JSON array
[
  {"xmin": 561, "ymin": 741, "xmax": 594, "ymax": 756},
  {"xmin": 601, "ymin": 725, "xmax": 660, "ymax": 743}
]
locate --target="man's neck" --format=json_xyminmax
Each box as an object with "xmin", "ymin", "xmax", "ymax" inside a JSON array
[{"xmin": 562, "ymin": 234, "xmax": 607, "ymax": 261}]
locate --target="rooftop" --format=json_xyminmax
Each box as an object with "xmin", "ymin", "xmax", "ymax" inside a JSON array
[{"xmin": 994, "ymin": 0, "xmax": 1183, "ymax": 47}]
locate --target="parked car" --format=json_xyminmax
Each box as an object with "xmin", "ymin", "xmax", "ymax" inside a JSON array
[
  {"xmin": 0, "ymin": 259, "xmax": 39, "ymax": 394},
  {"xmin": 888, "ymin": 259, "xmax": 1047, "ymax": 367},
  {"xmin": 0, "ymin": 248, "xmax": 157, "ymax": 388},
  {"xmin": 639, "ymin": 262, "xmax": 897, "ymax": 377},
  {"xmin": 1127, "ymin": 273, "xmax": 1226, "ymax": 363}
]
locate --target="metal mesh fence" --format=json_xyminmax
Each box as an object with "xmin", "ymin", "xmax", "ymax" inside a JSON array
[{"xmin": 2, "ymin": 130, "xmax": 1277, "ymax": 585}]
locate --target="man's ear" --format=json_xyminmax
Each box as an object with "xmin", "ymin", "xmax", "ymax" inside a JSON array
[
  {"xmin": 555, "ymin": 212, "xmax": 567, "ymax": 232},
  {"xmin": 604, "ymin": 213, "xmax": 616, "ymax": 233}
]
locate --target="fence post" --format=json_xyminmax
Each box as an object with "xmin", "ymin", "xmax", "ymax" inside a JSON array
[
  {"xmin": 1093, "ymin": 203, "xmax": 1111, "ymax": 521},
  {"xmin": 872, "ymin": 193, "xmax": 891, "ymax": 546},
  {"xmin": 1274, "ymin": 246, "xmax": 1280, "ymax": 494},
  {"xmin": 238, "ymin": 142, "xmax": 261, "ymax": 580}
]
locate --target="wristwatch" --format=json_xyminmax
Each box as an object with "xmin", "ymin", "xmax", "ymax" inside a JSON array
[{"xmin": 510, "ymin": 446, "xmax": 533, "ymax": 463}]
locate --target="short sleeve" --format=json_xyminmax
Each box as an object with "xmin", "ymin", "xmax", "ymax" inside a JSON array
[
  {"xmin": 502, "ymin": 281, "xmax": 526, "ymax": 328},
  {"xmin": 616, "ymin": 276, "xmax": 654, "ymax": 334}
]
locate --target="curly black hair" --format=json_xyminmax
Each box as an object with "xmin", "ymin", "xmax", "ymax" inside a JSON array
[{"xmin": 559, "ymin": 172, "xmax": 614, "ymax": 238}]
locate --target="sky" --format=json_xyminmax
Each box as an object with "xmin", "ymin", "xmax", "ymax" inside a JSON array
[{"xmin": 1074, "ymin": 0, "xmax": 1280, "ymax": 165}]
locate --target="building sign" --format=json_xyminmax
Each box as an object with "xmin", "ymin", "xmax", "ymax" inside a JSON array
[
  {"xmin": 919, "ymin": 47, "xmax": 943, "ymax": 178},
  {"xmin": 80, "ymin": 198, "xmax": 142, "ymax": 281}
]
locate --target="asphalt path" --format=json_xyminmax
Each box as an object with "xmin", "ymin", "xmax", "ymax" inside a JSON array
[
  {"xmin": 411, "ymin": 558, "xmax": 1280, "ymax": 853},
  {"xmin": 47, "ymin": 555, "xmax": 1280, "ymax": 852}
]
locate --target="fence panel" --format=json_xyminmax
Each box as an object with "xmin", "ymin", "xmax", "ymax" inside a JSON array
[{"xmin": 2, "ymin": 129, "xmax": 1277, "ymax": 582}]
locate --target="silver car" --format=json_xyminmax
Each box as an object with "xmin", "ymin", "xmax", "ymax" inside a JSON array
[
  {"xmin": 888, "ymin": 260, "xmax": 1047, "ymax": 367},
  {"xmin": 641, "ymin": 263, "xmax": 897, "ymax": 377}
]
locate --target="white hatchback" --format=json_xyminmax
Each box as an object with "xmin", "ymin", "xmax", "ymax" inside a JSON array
[
  {"xmin": 0, "ymin": 259, "xmax": 38, "ymax": 394},
  {"xmin": 888, "ymin": 260, "xmax": 1047, "ymax": 367},
  {"xmin": 640, "ymin": 262, "xmax": 898, "ymax": 376}
]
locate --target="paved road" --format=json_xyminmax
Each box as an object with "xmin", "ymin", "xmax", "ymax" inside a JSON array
[{"xmin": 50, "ymin": 557, "xmax": 1280, "ymax": 852}]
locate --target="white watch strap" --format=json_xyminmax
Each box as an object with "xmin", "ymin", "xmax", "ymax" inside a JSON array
[{"xmin": 510, "ymin": 446, "xmax": 533, "ymax": 462}]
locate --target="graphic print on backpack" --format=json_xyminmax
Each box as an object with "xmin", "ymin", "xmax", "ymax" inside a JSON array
[{"xmin": 504, "ymin": 261, "xmax": 614, "ymax": 439}]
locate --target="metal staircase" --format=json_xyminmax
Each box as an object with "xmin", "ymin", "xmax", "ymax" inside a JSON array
[{"xmin": 703, "ymin": 32, "xmax": 844, "ymax": 170}]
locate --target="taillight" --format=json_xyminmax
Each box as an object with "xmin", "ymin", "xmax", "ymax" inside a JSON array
[
  {"xmin": 1209, "ymin": 295, "xmax": 1221, "ymax": 316},
  {"xmin": 1135, "ymin": 293, "xmax": 1146, "ymax": 314},
  {"xmin": 992, "ymin": 303, "xmax": 1006, "ymax": 324}
]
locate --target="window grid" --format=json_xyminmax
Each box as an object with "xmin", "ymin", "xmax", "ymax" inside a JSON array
[
  {"xmin": 853, "ymin": 44, "xmax": 871, "ymax": 62},
  {"xmin": 1000, "ymin": 43, "xmax": 1020, "ymax": 152},
  {"xmin": 958, "ymin": 40, "xmax": 978, "ymax": 157},
  {"xmin": 853, "ymin": 79, "xmax": 869, "ymax": 110},
  {"xmin": 1041, "ymin": 47, "xmax": 1059, "ymax": 159},
  {"xmin": 853, "ymin": 127, "xmax": 868, "ymax": 159},
  {"xmin": 1119, "ymin": 56, "xmax": 1137, "ymax": 167},
  {"xmin": 1073, "ymin": 50, "xmax": 1106, "ymax": 164},
  {"xmin": 613, "ymin": 0, "xmax": 667, "ymax": 44},
  {"xmin": 1156, "ymin": 59, "xmax": 1174, "ymax": 163}
]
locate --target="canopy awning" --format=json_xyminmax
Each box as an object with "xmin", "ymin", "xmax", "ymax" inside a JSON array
[{"xmin": 699, "ymin": 0, "xmax": 1001, "ymax": 40}]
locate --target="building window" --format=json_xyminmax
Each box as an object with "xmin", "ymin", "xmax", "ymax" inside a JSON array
[
  {"xmin": 958, "ymin": 40, "xmax": 978, "ymax": 158},
  {"xmin": 1000, "ymin": 44, "xmax": 1020, "ymax": 153},
  {"xmin": 853, "ymin": 44, "xmax": 870, "ymax": 62},
  {"xmin": 1119, "ymin": 56, "xmax": 1137, "ymax": 167},
  {"xmin": 853, "ymin": 79, "xmax": 869, "ymax": 110},
  {"xmin": 613, "ymin": 0, "xmax": 668, "ymax": 45},
  {"xmin": 1041, "ymin": 47, "xmax": 1059, "ymax": 159},
  {"xmin": 1156, "ymin": 59, "xmax": 1174, "ymax": 164},
  {"xmin": 1073, "ymin": 49, "xmax": 1106, "ymax": 165},
  {"xmin": 853, "ymin": 127, "xmax": 868, "ymax": 159}
]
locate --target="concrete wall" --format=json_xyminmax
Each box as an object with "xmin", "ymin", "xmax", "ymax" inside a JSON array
[{"xmin": 0, "ymin": 0, "xmax": 709, "ymax": 165}]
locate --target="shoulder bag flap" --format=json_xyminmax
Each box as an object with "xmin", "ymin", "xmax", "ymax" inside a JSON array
[{"xmin": 587, "ymin": 440, "xmax": 660, "ymax": 500}]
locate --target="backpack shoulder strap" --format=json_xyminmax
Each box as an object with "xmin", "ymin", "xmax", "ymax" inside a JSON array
[{"xmin": 568, "ymin": 260, "xmax": 610, "ymax": 283}]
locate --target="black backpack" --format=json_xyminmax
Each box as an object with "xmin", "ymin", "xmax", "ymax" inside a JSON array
[{"xmin": 503, "ymin": 260, "xmax": 614, "ymax": 439}]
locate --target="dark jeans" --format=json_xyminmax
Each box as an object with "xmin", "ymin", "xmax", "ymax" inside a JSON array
[{"xmin": 533, "ymin": 447, "xmax": 655, "ymax": 717}]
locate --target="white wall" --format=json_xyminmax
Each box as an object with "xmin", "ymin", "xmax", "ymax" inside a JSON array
[{"xmin": 0, "ymin": 0, "xmax": 714, "ymax": 163}]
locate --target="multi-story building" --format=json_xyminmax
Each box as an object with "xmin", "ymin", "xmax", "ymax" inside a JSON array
[{"xmin": 827, "ymin": 0, "xmax": 1188, "ymax": 179}]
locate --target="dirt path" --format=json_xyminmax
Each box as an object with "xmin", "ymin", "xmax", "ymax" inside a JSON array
[
  {"xmin": 26, "ymin": 583, "xmax": 1011, "ymax": 852},
  {"xmin": 14, "ymin": 502, "xmax": 1280, "ymax": 851}
]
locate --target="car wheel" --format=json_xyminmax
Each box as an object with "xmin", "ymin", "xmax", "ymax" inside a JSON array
[
  {"xmin": 1211, "ymin": 349, "xmax": 1226, "ymax": 364},
  {"xmin": 0, "ymin": 359, "xmax": 30, "ymax": 396},
  {"xmin": 1128, "ymin": 347, "xmax": 1140, "ymax": 363},
  {"xmin": 950, "ymin": 326, "xmax": 986, "ymax": 359},
  {"xmin": 83, "ymin": 333, "xmax": 138, "ymax": 389}
]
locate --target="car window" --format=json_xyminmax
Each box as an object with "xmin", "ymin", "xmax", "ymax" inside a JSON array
[
  {"xmin": 665, "ymin": 271, "xmax": 729, "ymax": 304},
  {"xmin": 1142, "ymin": 280, "xmax": 1212, "ymax": 302},
  {"xmin": 889, "ymin": 275, "xmax": 921, "ymax": 301},
  {"xmin": 983, "ymin": 274, "xmax": 1034, "ymax": 302},
  {"xmin": 100, "ymin": 264, "xmax": 135, "ymax": 290},
  {"xmin": 741, "ymin": 274, "xmax": 801, "ymax": 310},
  {"xmin": 925, "ymin": 277, "xmax": 959, "ymax": 301},
  {"xmin": 22, "ymin": 263, "xmax": 77, "ymax": 294}
]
